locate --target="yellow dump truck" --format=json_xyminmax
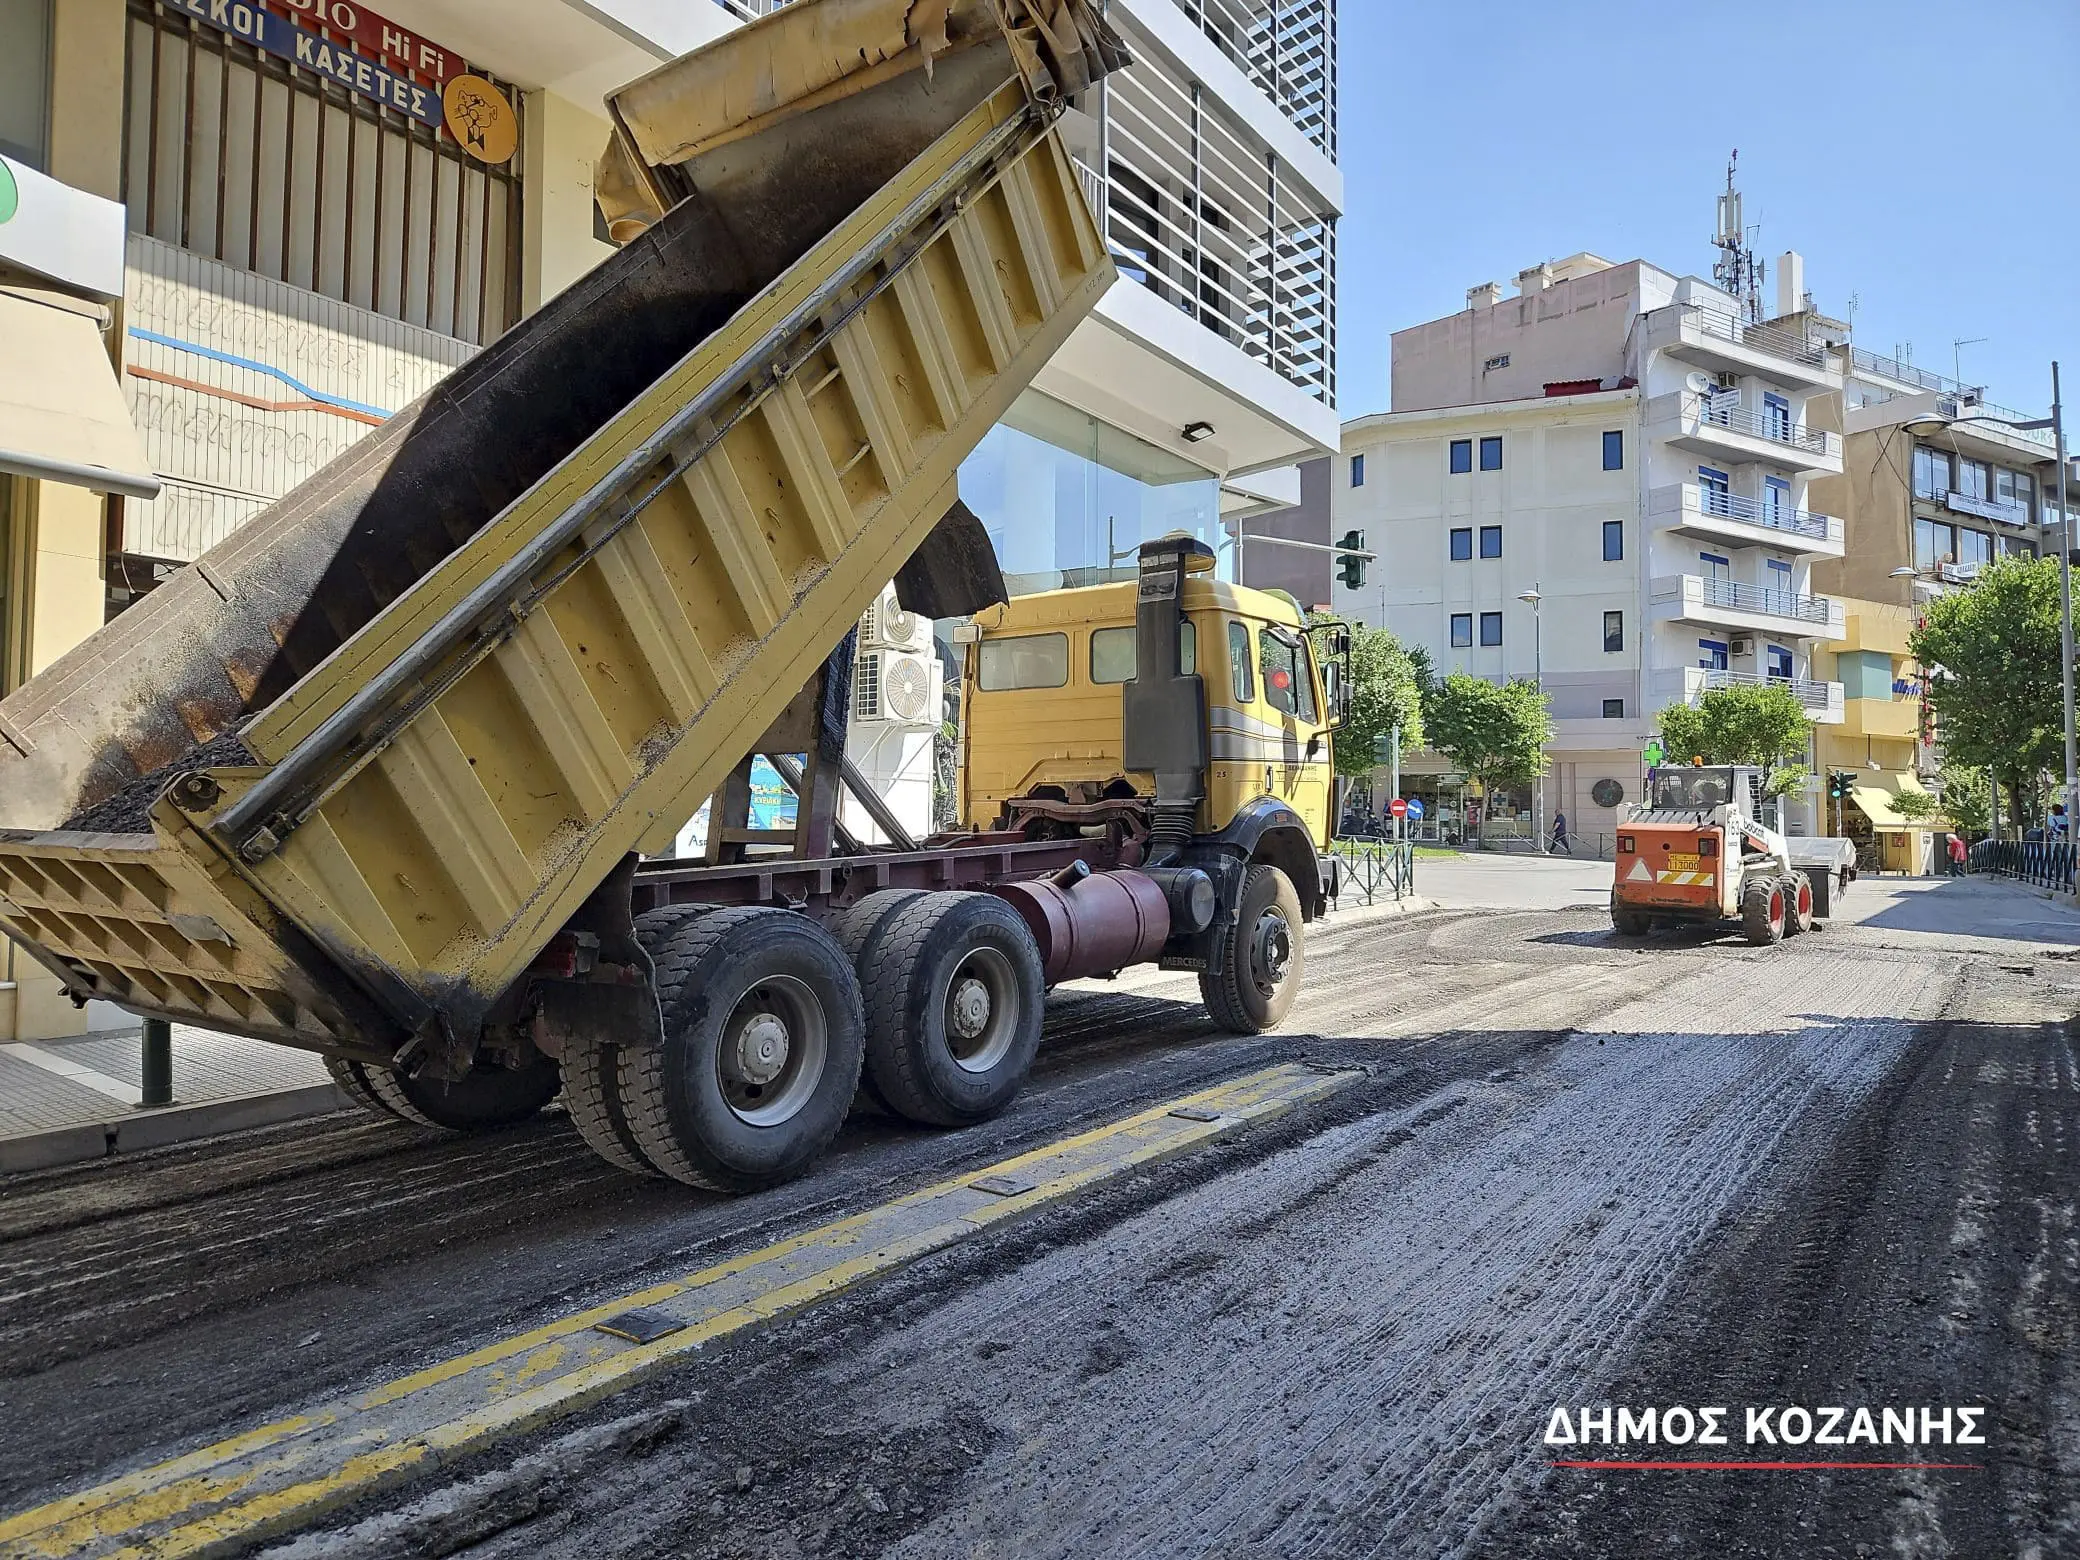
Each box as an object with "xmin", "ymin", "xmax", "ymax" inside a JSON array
[{"xmin": 0, "ymin": 0, "xmax": 1346, "ymax": 1192}]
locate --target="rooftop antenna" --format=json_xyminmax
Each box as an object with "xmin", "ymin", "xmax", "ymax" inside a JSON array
[
  {"xmin": 1712, "ymin": 151, "xmax": 1765, "ymax": 323},
  {"xmin": 1953, "ymin": 336, "xmax": 1987, "ymax": 389}
]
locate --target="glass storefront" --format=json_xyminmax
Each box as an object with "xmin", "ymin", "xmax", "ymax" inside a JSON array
[{"xmin": 957, "ymin": 391, "xmax": 1227, "ymax": 595}]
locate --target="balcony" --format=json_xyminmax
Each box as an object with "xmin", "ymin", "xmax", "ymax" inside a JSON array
[
  {"xmin": 1649, "ymin": 483, "xmax": 1845, "ymax": 558},
  {"xmin": 1673, "ymin": 666, "xmax": 1845, "ymax": 724},
  {"xmin": 1644, "ymin": 305, "xmax": 1844, "ymax": 390},
  {"xmin": 1646, "ymin": 392, "xmax": 1844, "ymax": 475},
  {"xmin": 1651, "ymin": 574, "xmax": 1848, "ymax": 640}
]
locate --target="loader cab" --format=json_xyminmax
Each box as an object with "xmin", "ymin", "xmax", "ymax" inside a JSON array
[{"xmin": 959, "ymin": 580, "xmax": 1341, "ymax": 848}]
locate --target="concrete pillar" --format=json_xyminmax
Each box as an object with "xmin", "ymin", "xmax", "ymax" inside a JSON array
[{"xmin": 520, "ymin": 89, "xmax": 619, "ymax": 315}]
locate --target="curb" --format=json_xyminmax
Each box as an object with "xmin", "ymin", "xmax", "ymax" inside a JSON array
[
  {"xmin": 1326, "ymin": 895, "xmax": 1432, "ymax": 925},
  {"xmin": 0, "ymin": 1083, "xmax": 352, "ymax": 1175}
]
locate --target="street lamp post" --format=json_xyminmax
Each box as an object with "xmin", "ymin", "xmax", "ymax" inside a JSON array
[{"xmin": 1518, "ymin": 583, "xmax": 1544, "ymax": 853}]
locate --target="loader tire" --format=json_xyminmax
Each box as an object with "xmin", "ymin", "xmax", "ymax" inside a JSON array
[
  {"xmin": 620, "ymin": 906, "xmax": 864, "ymax": 1192},
  {"xmin": 326, "ymin": 1057, "xmax": 404, "ymax": 1122},
  {"xmin": 826, "ymin": 890, "xmax": 926, "ymax": 1116},
  {"xmin": 1740, "ymin": 876, "xmax": 1787, "ymax": 946},
  {"xmin": 1200, "ymin": 864, "xmax": 1305, "ymax": 1033},
  {"xmin": 361, "ymin": 1055, "xmax": 562, "ymax": 1131},
  {"xmin": 1611, "ymin": 908, "xmax": 1653, "ymax": 938},
  {"xmin": 1782, "ymin": 873, "xmax": 1815, "ymax": 936},
  {"xmin": 857, "ymin": 892, "xmax": 1045, "ymax": 1128}
]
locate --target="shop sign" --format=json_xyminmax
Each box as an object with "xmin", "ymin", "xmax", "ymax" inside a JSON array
[
  {"xmin": 160, "ymin": 0, "xmax": 515, "ymax": 157},
  {"xmin": 0, "ymin": 154, "xmax": 128, "ymax": 299}
]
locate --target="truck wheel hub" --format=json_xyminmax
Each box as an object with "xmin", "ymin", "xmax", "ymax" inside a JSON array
[
  {"xmin": 949, "ymin": 976, "xmax": 992, "ymax": 1039},
  {"xmin": 733, "ymin": 1013, "xmax": 791, "ymax": 1085},
  {"xmin": 1253, "ymin": 913, "xmax": 1292, "ymax": 985}
]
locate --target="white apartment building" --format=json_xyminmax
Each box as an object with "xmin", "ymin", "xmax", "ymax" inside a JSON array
[{"xmin": 1337, "ymin": 250, "xmax": 1849, "ymax": 841}]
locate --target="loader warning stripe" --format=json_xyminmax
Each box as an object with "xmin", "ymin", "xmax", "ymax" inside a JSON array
[
  {"xmin": 1655, "ymin": 870, "xmax": 1716, "ymax": 886},
  {"xmin": 0, "ymin": 1064, "xmax": 1356, "ymax": 1560}
]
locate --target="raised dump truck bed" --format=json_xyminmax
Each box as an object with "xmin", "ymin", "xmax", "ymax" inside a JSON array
[{"xmin": 0, "ymin": 1, "xmax": 1120, "ymax": 1154}]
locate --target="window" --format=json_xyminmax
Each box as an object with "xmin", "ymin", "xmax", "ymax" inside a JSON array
[
  {"xmin": 0, "ymin": 0, "xmax": 50, "ymax": 169},
  {"xmin": 1602, "ymin": 430, "xmax": 1624, "ymax": 471},
  {"xmin": 1957, "ymin": 529, "xmax": 1994, "ymax": 569},
  {"xmin": 1258, "ymin": 628, "xmax": 1317, "ymax": 720},
  {"xmin": 2004, "ymin": 535, "xmax": 2039, "ymax": 560},
  {"xmin": 1350, "ymin": 453, "xmax": 1366, "ymax": 487},
  {"xmin": 1450, "ymin": 613, "xmax": 1473, "ymax": 648},
  {"xmin": 1602, "ymin": 611, "xmax": 1623, "ymax": 653},
  {"xmin": 977, "ymin": 633, "xmax": 1069, "ymax": 690},
  {"xmin": 1956, "ymin": 459, "xmax": 1991, "ymax": 502},
  {"xmin": 1764, "ymin": 476, "xmax": 1791, "ymax": 525},
  {"xmin": 1479, "ymin": 436, "xmax": 1503, "ymax": 471},
  {"xmin": 1764, "ymin": 558, "xmax": 1792, "ymax": 610},
  {"xmin": 1914, "ymin": 518, "xmax": 1956, "ymax": 570},
  {"xmin": 1913, "ymin": 445, "xmax": 1951, "ymax": 500},
  {"xmin": 1698, "ymin": 465, "xmax": 1731, "ymax": 514},
  {"xmin": 1228, "ymin": 622, "xmax": 1254, "ymax": 703},
  {"xmin": 1766, "ymin": 645, "xmax": 1793, "ymax": 681},
  {"xmin": 1763, "ymin": 392, "xmax": 1792, "ymax": 442},
  {"xmin": 1090, "ymin": 623, "xmax": 1196, "ymax": 684},
  {"xmin": 1449, "ymin": 527, "xmax": 1473, "ymax": 561},
  {"xmin": 1449, "ymin": 439, "xmax": 1473, "ymax": 474},
  {"xmin": 1698, "ymin": 639, "xmax": 1729, "ymax": 672},
  {"xmin": 1479, "ymin": 611, "xmax": 1503, "ymax": 647},
  {"xmin": 1602, "ymin": 698, "xmax": 1625, "ymax": 719},
  {"xmin": 1996, "ymin": 468, "xmax": 2035, "ymax": 516},
  {"xmin": 1479, "ymin": 524, "xmax": 1502, "ymax": 559},
  {"xmin": 1699, "ymin": 551, "xmax": 1731, "ymax": 582},
  {"xmin": 1602, "ymin": 520, "xmax": 1623, "ymax": 562}
]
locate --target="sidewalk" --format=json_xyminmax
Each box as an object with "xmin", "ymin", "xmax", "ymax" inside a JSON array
[{"xmin": 0, "ymin": 1022, "xmax": 349, "ymax": 1174}]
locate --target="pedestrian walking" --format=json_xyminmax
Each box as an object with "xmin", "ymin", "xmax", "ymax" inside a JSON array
[
  {"xmin": 1549, "ymin": 810, "xmax": 1572, "ymax": 856},
  {"xmin": 1947, "ymin": 833, "xmax": 1967, "ymax": 877}
]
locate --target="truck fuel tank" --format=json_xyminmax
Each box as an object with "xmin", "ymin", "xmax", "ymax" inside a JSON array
[{"xmin": 990, "ymin": 864, "xmax": 1175, "ymax": 983}]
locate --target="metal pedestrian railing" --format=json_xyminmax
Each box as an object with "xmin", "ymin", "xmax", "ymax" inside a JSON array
[
  {"xmin": 1968, "ymin": 839, "xmax": 2075, "ymax": 892},
  {"xmin": 1330, "ymin": 837, "xmax": 1416, "ymax": 905}
]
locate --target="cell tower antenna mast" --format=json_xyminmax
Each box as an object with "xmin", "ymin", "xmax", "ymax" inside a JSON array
[{"xmin": 1712, "ymin": 151, "xmax": 1766, "ymax": 322}]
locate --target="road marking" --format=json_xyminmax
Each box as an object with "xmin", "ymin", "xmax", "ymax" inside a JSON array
[
  {"xmin": 1, "ymin": 1044, "xmax": 142, "ymax": 1107},
  {"xmin": 0, "ymin": 1063, "xmax": 1355, "ymax": 1560}
]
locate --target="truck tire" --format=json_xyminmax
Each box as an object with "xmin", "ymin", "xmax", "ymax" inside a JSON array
[
  {"xmin": 1611, "ymin": 908, "xmax": 1653, "ymax": 938},
  {"xmin": 1802, "ymin": 865, "xmax": 1834, "ymax": 921},
  {"xmin": 360, "ymin": 1055, "xmax": 563, "ymax": 1131},
  {"xmin": 1200, "ymin": 864, "xmax": 1305, "ymax": 1033},
  {"xmin": 561, "ymin": 904, "xmax": 710, "ymax": 1176},
  {"xmin": 619, "ymin": 906, "xmax": 865, "ymax": 1192},
  {"xmin": 1783, "ymin": 873, "xmax": 1815, "ymax": 936},
  {"xmin": 326, "ymin": 1057, "xmax": 404, "ymax": 1122},
  {"xmin": 1740, "ymin": 876, "xmax": 1786, "ymax": 946},
  {"xmin": 857, "ymin": 892, "xmax": 1046, "ymax": 1128},
  {"xmin": 827, "ymin": 890, "xmax": 926, "ymax": 1115}
]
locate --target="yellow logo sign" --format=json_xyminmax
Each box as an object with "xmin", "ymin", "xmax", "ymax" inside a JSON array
[{"xmin": 442, "ymin": 75, "xmax": 518, "ymax": 164}]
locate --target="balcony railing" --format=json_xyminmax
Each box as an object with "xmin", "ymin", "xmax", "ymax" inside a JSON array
[
  {"xmin": 1681, "ymin": 307, "xmax": 1833, "ymax": 370},
  {"xmin": 1689, "ymin": 666, "xmax": 1842, "ymax": 715},
  {"xmin": 1174, "ymin": 0, "xmax": 1338, "ymax": 158},
  {"xmin": 1693, "ymin": 395, "xmax": 1840, "ymax": 458},
  {"xmin": 1699, "ymin": 575, "xmax": 1837, "ymax": 626},
  {"xmin": 1696, "ymin": 486, "xmax": 1838, "ymax": 542}
]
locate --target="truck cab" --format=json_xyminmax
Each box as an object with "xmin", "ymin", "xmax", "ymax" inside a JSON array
[{"xmin": 959, "ymin": 576, "xmax": 1342, "ymax": 853}]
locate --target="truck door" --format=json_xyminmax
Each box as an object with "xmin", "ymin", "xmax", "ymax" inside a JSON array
[{"xmin": 1257, "ymin": 625, "xmax": 1334, "ymax": 848}]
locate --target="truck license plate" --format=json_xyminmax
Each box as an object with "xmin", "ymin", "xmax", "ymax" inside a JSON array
[{"xmin": 1665, "ymin": 852, "xmax": 1701, "ymax": 872}]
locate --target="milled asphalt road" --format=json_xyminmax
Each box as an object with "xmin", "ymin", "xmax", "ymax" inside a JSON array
[{"xmin": 2, "ymin": 872, "xmax": 2075, "ymax": 1558}]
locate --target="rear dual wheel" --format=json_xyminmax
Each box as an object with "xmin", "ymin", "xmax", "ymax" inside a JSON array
[{"xmin": 325, "ymin": 1053, "xmax": 561, "ymax": 1131}]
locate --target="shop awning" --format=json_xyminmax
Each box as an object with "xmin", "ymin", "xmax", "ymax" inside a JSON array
[
  {"xmin": 0, "ymin": 287, "xmax": 158, "ymax": 500},
  {"xmin": 1850, "ymin": 773, "xmax": 1931, "ymax": 830}
]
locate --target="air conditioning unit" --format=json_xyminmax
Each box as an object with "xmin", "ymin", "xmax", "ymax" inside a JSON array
[
  {"xmin": 1715, "ymin": 371, "xmax": 1742, "ymax": 391},
  {"xmin": 854, "ymin": 650, "xmax": 940, "ymax": 725},
  {"xmin": 859, "ymin": 586, "xmax": 930, "ymax": 651},
  {"xmin": 1729, "ymin": 636, "xmax": 1753, "ymax": 656}
]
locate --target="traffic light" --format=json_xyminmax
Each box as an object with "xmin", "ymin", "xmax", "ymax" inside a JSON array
[
  {"xmin": 1827, "ymin": 770, "xmax": 1855, "ymax": 800},
  {"xmin": 1336, "ymin": 529, "xmax": 1367, "ymax": 590}
]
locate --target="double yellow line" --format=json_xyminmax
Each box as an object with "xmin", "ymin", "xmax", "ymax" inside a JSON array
[{"xmin": 1, "ymin": 1063, "xmax": 1354, "ymax": 1560}]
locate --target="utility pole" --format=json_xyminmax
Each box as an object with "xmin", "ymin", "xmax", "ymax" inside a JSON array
[{"xmin": 2054, "ymin": 361, "xmax": 2074, "ymax": 882}]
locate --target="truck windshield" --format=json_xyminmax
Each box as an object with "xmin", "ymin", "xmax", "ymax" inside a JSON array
[{"xmin": 1650, "ymin": 768, "xmax": 1736, "ymax": 810}]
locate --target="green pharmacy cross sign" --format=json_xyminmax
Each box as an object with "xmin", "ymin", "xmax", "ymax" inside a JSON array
[
  {"xmin": 1642, "ymin": 740, "xmax": 1665, "ymax": 768},
  {"xmin": 0, "ymin": 160, "xmax": 18, "ymax": 226}
]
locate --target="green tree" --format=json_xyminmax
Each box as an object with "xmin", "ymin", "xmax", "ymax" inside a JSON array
[
  {"xmin": 1934, "ymin": 764, "xmax": 1990, "ymax": 835},
  {"xmin": 1909, "ymin": 557, "xmax": 2070, "ymax": 831},
  {"xmin": 1888, "ymin": 789, "xmax": 1941, "ymax": 824},
  {"xmin": 1425, "ymin": 672, "xmax": 1551, "ymax": 798},
  {"xmin": 1329, "ymin": 623, "xmax": 1425, "ymax": 779},
  {"xmin": 1655, "ymin": 682, "xmax": 1813, "ymax": 769}
]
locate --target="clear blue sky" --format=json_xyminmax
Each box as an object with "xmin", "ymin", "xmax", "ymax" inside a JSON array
[{"xmin": 1338, "ymin": 0, "xmax": 2079, "ymax": 424}]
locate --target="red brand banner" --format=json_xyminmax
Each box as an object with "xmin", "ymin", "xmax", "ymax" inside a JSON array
[{"xmin": 271, "ymin": 0, "xmax": 462, "ymax": 85}]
